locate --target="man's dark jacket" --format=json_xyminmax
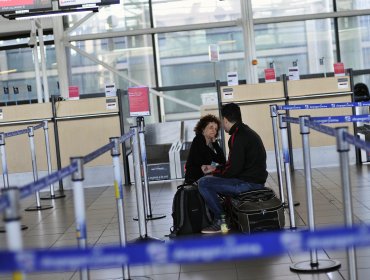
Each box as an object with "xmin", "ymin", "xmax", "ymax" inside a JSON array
[{"xmin": 213, "ymin": 122, "xmax": 268, "ymax": 184}]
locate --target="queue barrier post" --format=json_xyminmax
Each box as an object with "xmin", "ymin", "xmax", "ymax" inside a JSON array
[
  {"xmin": 135, "ymin": 116, "xmax": 166, "ymax": 221},
  {"xmin": 131, "ymin": 126, "xmax": 162, "ymax": 242},
  {"xmin": 0, "ymin": 132, "xmax": 9, "ymax": 189},
  {"xmin": 269, "ymin": 105, "xmax": 285, "ymax": 204},
  {"xmin": 278, "ymin": 113, "xmax": 296, "ymax": 229},
  {"xmin": 2, "ymin": 187, "xmax": 26, "ymax": 279},
  {"xmin": 110, "ymin": 137, "xmax": 131, "ymax": 280},
  {"xmin": 290, "ymin": 116, "xmax": 341, "ymax": 273},
  {"xmin": 336, "ymin": 127, "xmax": 358, "ymax": 280},
  {"xmin": 41, "ymin": 120, "xmax": 65, "ymax": 200},
  {"xmin": 71, "ymin": 157, "xmax": 90, "ymax": 280},
  {"xmin": 25, "ymin": 126, "xmax": 52, "ymax": 211}
]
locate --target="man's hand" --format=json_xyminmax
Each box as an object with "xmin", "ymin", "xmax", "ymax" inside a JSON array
[{"xmin": 201, "ymin": 165, "xmax": 216, "ymax": 174}]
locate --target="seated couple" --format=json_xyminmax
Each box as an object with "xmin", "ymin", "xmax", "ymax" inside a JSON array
[{"xmin": 184, "ymin": 103, "xmax": 268, "ymax": 234}]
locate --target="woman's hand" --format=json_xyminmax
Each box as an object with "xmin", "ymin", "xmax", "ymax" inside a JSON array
[{"xmin": 201, "ymin": 165, "xmax": 216, "ymax": 174}]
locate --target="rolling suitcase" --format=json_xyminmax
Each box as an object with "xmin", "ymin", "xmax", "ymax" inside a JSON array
[{"xmin": 230, "ymin": 187, "xmax": 285, "ymax": 233}]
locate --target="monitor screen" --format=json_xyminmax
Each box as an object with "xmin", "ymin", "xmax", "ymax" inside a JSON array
[
  {"xmin": 0, "ymin": 0, "xmax": 52, "ymax": 14},
  {"xmin": 58, "ymin": 0, "xmax": 119, "ymax": 9}
]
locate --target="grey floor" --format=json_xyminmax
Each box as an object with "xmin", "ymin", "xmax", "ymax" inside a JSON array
[{"xmin": 1, "ymin": 165, "xmax": 370, "ymax": 279}]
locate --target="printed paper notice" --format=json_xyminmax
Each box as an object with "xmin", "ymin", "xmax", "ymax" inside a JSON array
[
  {"xmin": 288, "ymin": 67, "xmax": 300, "ymax": 81},
  {"xmin": 106, "ymin": 98, "xmax": 117, "ymax": 110},
  {"xmin": 337, "ymin": 78, "xmax": 349, "ymax": 89},
  {"xmin": 128, "ymin": 86, "xmax": 150, "ymax": 117},
  {"xmin": 334, "ymin": 62, "xmax": 345, "ymax": 76},
  {"xmin": 208, "ymin": 44, "xmax": 220, "ymax": 62},
  {"xmin": 222, "ymin": 88, "xmax": 234, "ymax": 100},
  {"xmin": 68, "ymin": 86, "xmax": 79, "ymax": 100},
  {"xmin": 227, "ymin": 72, "xmax": 238, "ymax": 86},
  {"xmin": 264, "ymin": 68, "xmax": 276, "ymax": 83}
]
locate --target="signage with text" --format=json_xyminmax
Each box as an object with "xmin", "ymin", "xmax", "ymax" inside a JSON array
[{"xmin": 128, "ymin": 86, "xmax": 150, "ymax": 117}]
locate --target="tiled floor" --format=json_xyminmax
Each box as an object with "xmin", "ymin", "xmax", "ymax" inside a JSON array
[{"xmin": 1, "ymin": 165, "xmax": 370, "ymax": 279}]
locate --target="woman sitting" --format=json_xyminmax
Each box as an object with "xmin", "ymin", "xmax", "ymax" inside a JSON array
[{"xmin": 184, "ymin": 114, "xmax": 226, "ymax": 184}]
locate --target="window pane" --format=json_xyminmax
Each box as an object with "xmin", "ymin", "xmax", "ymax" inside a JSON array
[
  {"xmin": 157, "ymin": 27, "xmax": 245, "ymax": 87},
  {"xmin": 338, "ymin": 16, "xmax": 370, "ymax": 70},
  {"xmin": 255, "ymin": 19, "xmax": 336, "ymax": 78},
  {"xmin": 337, "ymin": 0, "xmax": 370, "ymax": 11},
  {"xmin": 252, "ymin": 0, "xmax": 333, "ymax": 19},
  {"xmin": 68, "ymin": 1, "xmax": 150, "ymax": 36},
  {"xmin": 163, "ymin": 88, "xmax": 216, "ymax": 115},
  {"xmin": 69, "ymin": 36, "xmax": 155, "ymax": 95},
  {"xmin": 152, "ymin": 0, "xmax": 241, "ymax": 27}
]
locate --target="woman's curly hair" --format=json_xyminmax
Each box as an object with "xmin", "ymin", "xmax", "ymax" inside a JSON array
[{"xmin": 194, "ymin": 114, "xmax": 221, "ymax": 137}]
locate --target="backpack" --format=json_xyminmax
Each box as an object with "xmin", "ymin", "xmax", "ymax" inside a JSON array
[{"xmin": 169, "ymin": 183, "xmax": 212, "ymax": 237}]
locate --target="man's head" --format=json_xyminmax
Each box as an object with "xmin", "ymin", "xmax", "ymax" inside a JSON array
[{"xmin": 221, "ymin": 103, "xmax": 242, "ymax": 133}]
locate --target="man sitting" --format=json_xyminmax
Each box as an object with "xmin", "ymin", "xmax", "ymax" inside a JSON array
[{"xmin": 198, "ymin": 103, "xmax": 268, "ymax": 234}]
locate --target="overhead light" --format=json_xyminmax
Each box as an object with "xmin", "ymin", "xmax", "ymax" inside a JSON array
[
  {"xmin": 6, "ymin": 7, "xmax": 98, "ymax": 20},
  {"xmin": 0, "ymin": 69, "xmax": 17, "ymax": 75}
]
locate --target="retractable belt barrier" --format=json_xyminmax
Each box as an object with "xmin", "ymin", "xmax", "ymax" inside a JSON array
[
  {"xmin": 0, "ymin": 128, "xmax": 136, "ymax": 280},
  {"xmin": 0, "ymin": 224, "xmax": 370, "ymax": 272}
]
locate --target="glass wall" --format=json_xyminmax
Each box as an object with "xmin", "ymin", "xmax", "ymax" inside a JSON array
[
  {"xmin": 152, "ymin": 0, "xmax": 241, "ymax": 27},
  {"xmin": 0, "ymin": 0, "xmax": 370, "ymax": 118},
  {"xmin": 251, "ymin": 0, "xmax": 333, "ymax": 19},
  {"xmin": 255, "ymin": 19, "xmax": 336, "ymax": 78}
]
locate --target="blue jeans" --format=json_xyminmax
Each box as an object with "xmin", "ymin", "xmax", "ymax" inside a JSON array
[{"xmin": 198, "ymin": 176, "xmax": 265, "ymax": 221}]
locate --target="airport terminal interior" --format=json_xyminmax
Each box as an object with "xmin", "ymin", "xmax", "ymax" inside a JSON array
[{"xmin": 1, "ymin": 0, "xmax": 370, "ymax": 279}]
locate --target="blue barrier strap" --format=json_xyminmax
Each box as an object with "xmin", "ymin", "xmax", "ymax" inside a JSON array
[
  {"xmin": 344, "ymin": 132, "xmax": 370, "ymax": 153},
  {"xmin": 19, "ymin": 163, "xmax": 78, "ymax": 200},
  {"xmin": 282, "ymin": 116, "xmax": 299, "ymax": 124},
  {"xmin": 0, "ymin": 224, "xmax": 370, "ymax": 272},
  {"xmin": 310, "ymin": 114, "xmax": 370, "ymax": 124},
  {"xmin": 33, "ymin": 122, "xmax": 45, "ymax": 131},
  {"xmin": 0, "ymin": 194, "xmax": 9, "ymax": 213},
  {"xmin": 83, "ymin": 142, "xmax": 115, "ymax": 164},
  {"xmin": 4, "ymin": 128, "xmax": 29, "ymax": 138},
  {"xmin": 119, "ymin": 130, "xmax": 135, "ymax": 144},
  {"xmin": 306, "ymin": 121, "xmax": 336, "ymax": 137},
  {"xmin": 278, "ymin": 101, "xmax": 370, "ymax": 111}
]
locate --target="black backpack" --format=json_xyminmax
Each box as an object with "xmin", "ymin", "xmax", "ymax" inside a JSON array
[{"xmin": 170, "ymin": 183, "xmax": 212, "ymax": 237}]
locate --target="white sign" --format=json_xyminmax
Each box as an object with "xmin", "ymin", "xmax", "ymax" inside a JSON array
[
  {"xmin": 208, "ymin": 44, "xmax": 220, "ymax": 62},
  {"xmin": 337, "ymin": 78, "xmax": 349, "ymax": 89},
  {"xmin": 105, "ymin": 83, "xmax": 117, "ymax": 97},
  {"xmin": 288, "ymin": 67, "xmax": 300, "ymax": 81},
  {"xmin": 106, "ymin": 98, "xmax": 117, "ymax": 110},
  {"xmin": 201, "ymin": 92, "xmax": 218, "ymax": 105},
  {"xmin": 227, "ymin": 72, "xmax": 238, "ymax": 86},
  {"xmin": 222, "ymin": 88, "xmax": 234, "ymax": 100}
]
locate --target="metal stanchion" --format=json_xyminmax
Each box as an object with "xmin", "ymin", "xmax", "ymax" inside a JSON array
[
  {"xmin": 25, "ymin": 126, "xmax": 52, "ymax": 211},
  {"xmin": 0, "ymin": 133, "xmax": 9, "ymax": 189},
  {"xmin": 270, "ymin": 105, "xmax": 285, "ymax": 204},
  {"xmin": 110, "ymin": 137, "xmax": 131, "ymax": 280},
  {"xmin": 290, "ymin": 116, "xmax": 341, "ymax": 273},
  {"xmin": 131, "ymin": 126, "xmax": 162, "ymax": 242},
  {"xmin": 134, "ymin": 117, "xmax": 166, "ymax": 221},
  {"xmin": 278, "ymin": 113, "xmax": 296, "ymax": 229},
  {"xmin": 40, "ymin": 120, "xmax": 65, "ymax": 200},
  {"xmin": 71, "ymin": 157, "xmax": 89, "ymax": 280},
  {"xmin": 0, "ymin": 133, "xmax": 28, "ymax": 232},
  {"xmin": 336, "ymin": 127, "xmax": 358, "ymax": 280},
  {"xmin": 2, "ymin": 187, "xmax": 26, "ymax": 279}
]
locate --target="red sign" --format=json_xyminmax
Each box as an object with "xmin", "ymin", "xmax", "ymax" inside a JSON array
[
  {"xmin": 0, "ymin": 0, "xmax": 33, "ymax": 7},
  {"xmin": 128, "ymin": 86, "xmax": 150, "ymax": 116},
  {"xmin": 264, "ymin": 68, "xmax": 276, "ymax": 83},
  {"xmin": 68, "ymin": 86, "xmax": 79, "ymax": 100},
  {"xmin": 334, "ymin": 62, "xmax": 345, "ymax": 76}
]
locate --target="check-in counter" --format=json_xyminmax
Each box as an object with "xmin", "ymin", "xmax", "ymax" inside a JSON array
[
  {"xmin": 213, "ymin": 76, "xmax": 355, "ymax": 170},
  {"xmin": 55, "ymin": 97, "xmax": 121, "ymax": 167},
  {"xmin": 0, "ymin": 103, "xmax": 55, "ymax": 175},
  {"xmin": 287, "ymin": 76, "xmax": 353, "ymax": 148}
]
